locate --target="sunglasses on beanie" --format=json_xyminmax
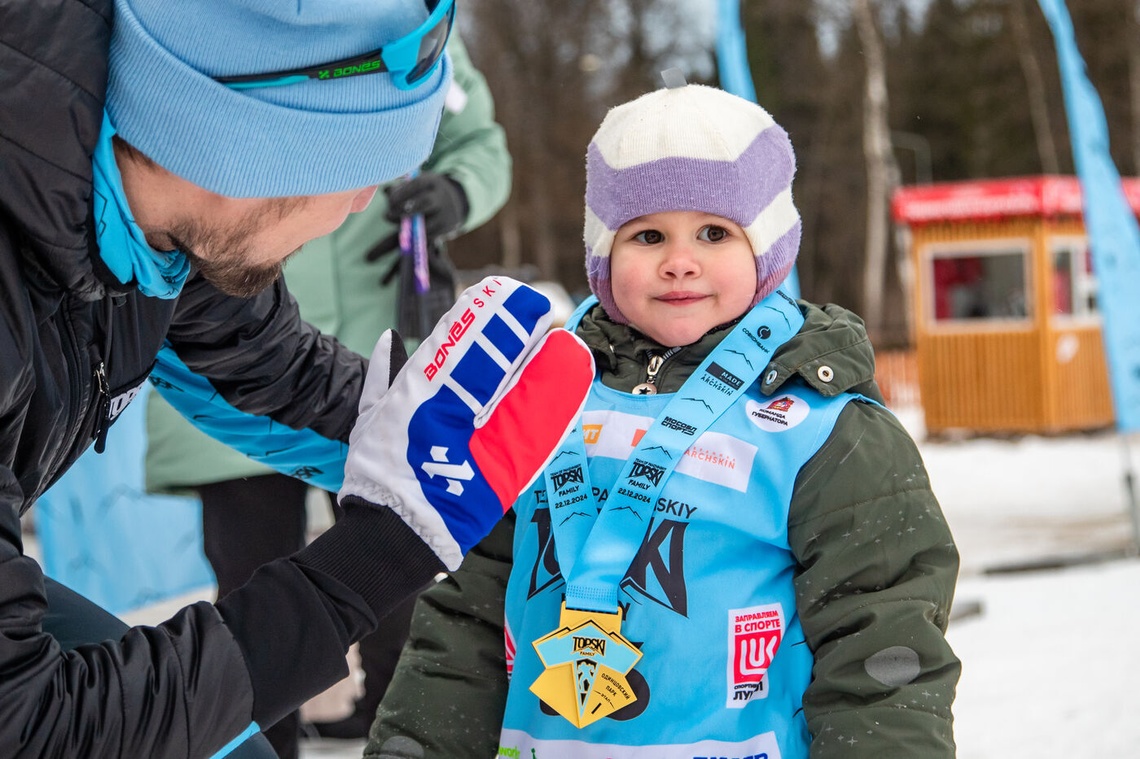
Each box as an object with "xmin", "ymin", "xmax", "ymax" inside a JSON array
[{"xmin": 214, "ymin": 0, "xmax": 454, "ymax": 91}]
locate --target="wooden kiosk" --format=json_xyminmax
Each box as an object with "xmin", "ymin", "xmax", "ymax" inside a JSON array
[{"xmin": 892, "ymin": 175, "xmax": 1140, "ymax": 435}]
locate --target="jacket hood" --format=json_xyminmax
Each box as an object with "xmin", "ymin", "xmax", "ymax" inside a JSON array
[
  {"xmin": 0, "ymin": 0, "xmax": 115, "ymax": 301},
  {"xmin": 577, "ymin": 300, "xmax": 883, "ymax": 402}
]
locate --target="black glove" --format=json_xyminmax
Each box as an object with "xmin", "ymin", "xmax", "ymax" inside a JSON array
[{"xmin": 364, "ymin": 172, "xmax": 469, "ymax": 264}]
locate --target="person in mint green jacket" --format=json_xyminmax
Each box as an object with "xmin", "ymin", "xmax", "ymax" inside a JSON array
[{"xmin": 145, "ymin": 31, "xmax": 511, "ymax": 758}]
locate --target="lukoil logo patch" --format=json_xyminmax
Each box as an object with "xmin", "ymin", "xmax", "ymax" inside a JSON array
[
  {"xmin": 727, "ymin": 603, "xmax": 784, "ymax": 709},
  {"xmin": 746, "ymin": 394, "xmax": 809, "ymax": 432}
]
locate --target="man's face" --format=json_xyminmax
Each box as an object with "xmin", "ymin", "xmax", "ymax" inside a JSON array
[{"xmin": 164, "ymin": 186, "xmax": 378, "ymax": 298}]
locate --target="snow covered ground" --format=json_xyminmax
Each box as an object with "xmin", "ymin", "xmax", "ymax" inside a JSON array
[
  {"xmin": 26, "ymin": 407, "xmax": 1140, "ymax": 758},
  {"xmin": 950, "ymin": 561, "xmax": 1140, "ymax": 758},
  {"xmin": 905, "ymin": 407, "xmax": 1140, "ymax": 759},
  {"xmin": 298, "ymin": 737, "xmax": 367, "ymax": 758}
]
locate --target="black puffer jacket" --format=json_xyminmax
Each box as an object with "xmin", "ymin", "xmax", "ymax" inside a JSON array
[{"xmin": 0, "ymin": 1, "xmax": 442, "ymax": 756}]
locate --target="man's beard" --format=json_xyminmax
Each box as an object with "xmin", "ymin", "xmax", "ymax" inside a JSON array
[
  {"xmin": 163, "ymin": 211, "xmax": 292, "ymax": 299},
  {"xmin": 181, "ymin": 247, "xmax": 285, "ymax": 299}
]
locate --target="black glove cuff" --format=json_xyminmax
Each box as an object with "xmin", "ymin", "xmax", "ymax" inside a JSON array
[{"xmin": 293, "ymin": 503, "xmax": 443, "ymax": 617}]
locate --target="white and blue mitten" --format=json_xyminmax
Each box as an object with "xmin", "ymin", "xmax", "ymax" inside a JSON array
[{"xmin": 341, "ymin": 276, "xmax": 594, "ymax": 569}]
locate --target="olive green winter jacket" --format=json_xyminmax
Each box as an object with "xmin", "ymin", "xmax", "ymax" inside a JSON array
[
  {"xmin": 145, "ymin": 33, "xmax": 512, "ymax": 493},
  {"xmin": 364, "ymin": 301, "xmax": 960, "ymax": 759}
]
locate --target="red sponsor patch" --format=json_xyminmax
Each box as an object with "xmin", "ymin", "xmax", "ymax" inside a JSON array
[{"xmin": 727, "ymin": 603, "xmax": 784, "ymax": 708}]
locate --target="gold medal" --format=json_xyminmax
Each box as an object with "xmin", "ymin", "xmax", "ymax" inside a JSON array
[{"xmin": 530, "ymin": 603, "xmax": 642, "ymax": 727}]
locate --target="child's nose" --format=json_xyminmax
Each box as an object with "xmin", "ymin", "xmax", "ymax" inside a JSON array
[{"xmin": 661, "ymin": 243, "xmax": 699, "ymax": 277}]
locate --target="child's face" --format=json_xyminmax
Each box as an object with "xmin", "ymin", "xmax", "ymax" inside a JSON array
[{"xmin": 610, "ymin": 210, "xmax": 757, "ymax": 347}]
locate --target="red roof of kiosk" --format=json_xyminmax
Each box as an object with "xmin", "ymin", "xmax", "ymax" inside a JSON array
[{"xmin": 892, "ymin": 175, "xmax": 1140, "ymax": 225}]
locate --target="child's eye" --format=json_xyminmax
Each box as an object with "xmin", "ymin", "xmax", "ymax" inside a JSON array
[
  {"xmin": 698, "ymin": 225, "xmax": 729, "ymax": 243},
  {"xmin": 633, "ymin": 230, "xmax": 664, "ymax": 244}
]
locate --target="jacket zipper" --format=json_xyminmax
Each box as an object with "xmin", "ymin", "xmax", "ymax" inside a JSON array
[
  {"xmin": 91, "ymin": 297, "xmax": 115, "ymax": 454},
  {"xmin": 632, "ymin": 347, "xmax": 681, "ymax": 395},
  {"xmin": 92, "ymin": 361, "xmax": 111, "ymax": 453}
]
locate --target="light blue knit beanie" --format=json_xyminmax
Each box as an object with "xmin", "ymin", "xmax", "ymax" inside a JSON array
[{"xmin": 106, "ymin": 0, "xmax": 450, "ymax": 198}]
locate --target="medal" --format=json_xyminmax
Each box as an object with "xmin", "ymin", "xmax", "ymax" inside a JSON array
[{"xmin": 530, "ymin": 603, "xmax": 641, "ymax": 727}]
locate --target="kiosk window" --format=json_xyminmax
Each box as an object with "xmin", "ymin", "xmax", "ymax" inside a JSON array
[
  {"xmin": 1051, "ymin": 239, "xmax": 1098, "ymax": 317},
  {"xmin": 930, "ymin": 249, "xmax": 1029, "ymax": 322}
]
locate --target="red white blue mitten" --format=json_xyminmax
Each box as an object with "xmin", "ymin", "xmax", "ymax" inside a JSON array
[{"xmin": 341, "ymin": 276, "xmax": 594, "ymax": 569}]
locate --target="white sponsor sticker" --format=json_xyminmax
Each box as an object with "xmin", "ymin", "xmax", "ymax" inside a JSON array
[
  {"xmin": 582, "ymin": 411, "xmax": 755, "ymax": 492},
  {"xmin": 674, "ymin": 431, "xmax": 755, "ymax": 493},
  {"xmin": 581, "ymin": 410, "xmax": 654, "ymax": 460},
  {"xmin": 745, "ymin": 394, "xmax": 809, "ymax": 433}
]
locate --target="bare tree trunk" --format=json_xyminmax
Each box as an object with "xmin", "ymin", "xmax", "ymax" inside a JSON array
[
  {"xmin": 498, "ymin": 200, "xmax": 521, "ymax": 270},
  {"xmin": 530, "ymin": 166, "xmax": 558, "ymax": 279},
  {"xmin": 853, "ymin": 0, "xmax": 898, "ymax": 340},
  {"xmin": 1010, "ymin": 0, "xmax": 1061, "ymax": 174},
  {"xmin": 1131, "ymin": 0, "xmax": 1140, "ymax": 173}
]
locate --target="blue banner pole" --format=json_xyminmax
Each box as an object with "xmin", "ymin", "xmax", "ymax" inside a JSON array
[
  {"xmin": 715, "ymin": 0, "xmax": 757, "ymax": 102},
  {"xmin": 1038, "ymin": 0, "xmax": 1140, "ymax": 553},
  {"xmin": 1038, "ymin": 0, "xmax": 1140, "ymax": 432}
]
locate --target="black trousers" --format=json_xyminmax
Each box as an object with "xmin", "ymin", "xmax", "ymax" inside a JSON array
[
  {"xmin": 42, "ymin": 577, "xmax": 276, "ymax": 758},
  {"xmin": 199, "ymin": 474, "xmax": 416, "ymax": 755}
]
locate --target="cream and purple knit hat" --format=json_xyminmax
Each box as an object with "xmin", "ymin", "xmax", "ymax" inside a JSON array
[{"xmin": 584, "ymin": 83, "xmax": 801, "ymax": 324}]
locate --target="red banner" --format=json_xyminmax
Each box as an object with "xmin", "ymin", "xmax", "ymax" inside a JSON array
[{"xmin": 892, "ymin": 175, "xmax": 1140, "ymax": 225}]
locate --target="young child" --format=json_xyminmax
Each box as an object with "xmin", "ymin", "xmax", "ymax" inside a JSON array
[{"xmin": 366, "ymin": 82, "xmax": 960, "ymax": 759}]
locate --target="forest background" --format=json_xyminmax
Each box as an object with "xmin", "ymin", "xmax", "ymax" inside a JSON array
[{"xmin": 449, "ymin": 0, "xmax": 1137, "ymax": 347}]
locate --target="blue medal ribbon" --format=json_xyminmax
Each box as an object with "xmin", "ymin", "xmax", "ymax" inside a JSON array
[{"xmin": 543, "ymin": 289, "xmax": 805, "ymax": 614}]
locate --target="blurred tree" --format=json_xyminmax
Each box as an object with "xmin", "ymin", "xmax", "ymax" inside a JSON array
[
  {"xmin": 447, "ymin": 0, "xmax": 1139, "ymax": 345},
  {"xmin": 455, "ymin": 0, "xmax": 611, "ymax": 289},
  {"xmin": 742, "ymin": 0, "xmax": 867, "ymax": 312},
  {"xmin": 854, "ymin": 0, "xmax": 901, "ymax": 339},
  {"xmin": 452, "ymin": 0, "xmax": 712, "ymax": 296},
  {"xmin": 1068, "ymin": 0, "xmax": 1135, "ymax": 174},
  {"xmin": 1010, "ymin": 0, "xmax": 1061, "ymax": 173},
  {"xmin": 1131, "ymin": 0, "xmax": 1140, "ymax": 172}
]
